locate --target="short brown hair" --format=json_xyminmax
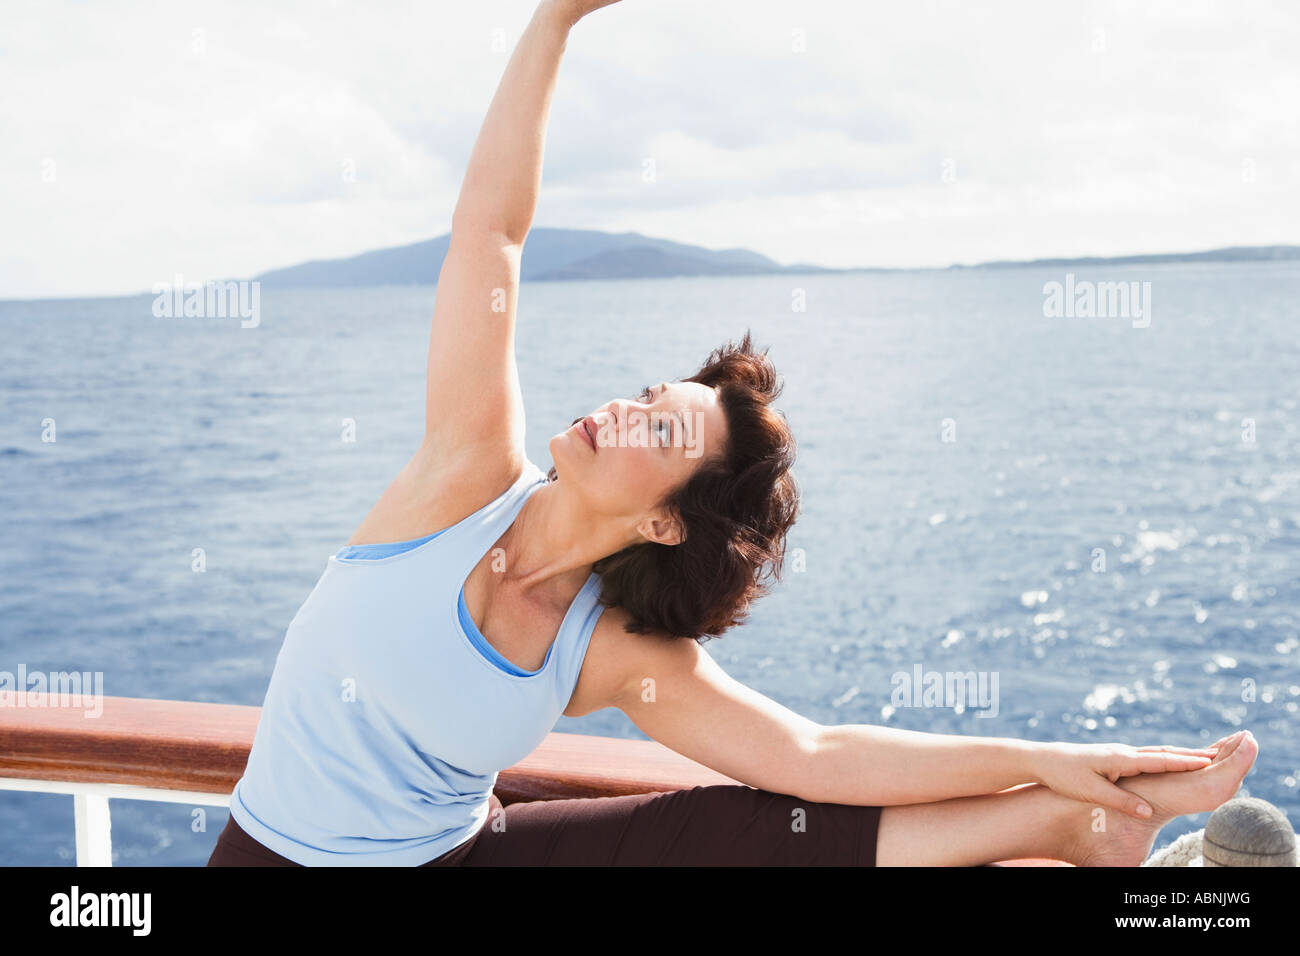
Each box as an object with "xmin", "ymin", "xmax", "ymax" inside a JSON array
[{"xmin": 551, "ymin": 330, "xmax": 799, "ymax": 640}]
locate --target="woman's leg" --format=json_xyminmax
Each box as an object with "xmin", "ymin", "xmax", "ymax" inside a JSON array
[
  {"xmin": 459, "ymin": 731, "xmax": 1258, "ymax": 866},
  {"xmin": 458, "ymin": 783, "xmax": 1078, "ymax": 866},
  {"xmin": 877, "ymin": 784, "xmax": 1078, "ymax": 865},
  {"xmin": 458, "ymin": 785, "xmax": 881, "ymax": 866}
]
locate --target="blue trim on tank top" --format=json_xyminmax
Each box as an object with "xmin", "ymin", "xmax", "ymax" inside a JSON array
[
  {"xmin": 333, "ymin": 527, "xmax": 543, "ymax": 677},
  {"xmin": 334, "ymin": 528, "xmax": 447, "ymax": 560},
  {"xmin": 458, "ymin": 585, "xmax": 547, "ymax": 677}
]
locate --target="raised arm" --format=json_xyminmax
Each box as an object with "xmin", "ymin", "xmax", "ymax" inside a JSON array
[
  {"xmin": 422, "ymin": 0, "xmax": 618, "ymax": 469},
  {"xmin": 452, "ymin": 0, "xmax": 581, "ymax": 243}
]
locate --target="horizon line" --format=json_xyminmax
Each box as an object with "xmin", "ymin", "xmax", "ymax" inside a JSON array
[{"xmin": 3, "ymin": 234, "xmax": 1298, "ymax": 305}]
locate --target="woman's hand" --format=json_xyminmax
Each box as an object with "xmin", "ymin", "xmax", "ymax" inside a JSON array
[
  {"xmin": 546, "ymin": 0, "xmax": 623, "ymax": 28},
  {"xmin": 1030, "ymin": 739, "xmax": 1224, "ymax": 818}
]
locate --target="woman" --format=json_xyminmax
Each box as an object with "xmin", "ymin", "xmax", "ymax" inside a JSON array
[{"xmin": 208, "ymin": 0, "xmax": 1258, "ymax": 867}]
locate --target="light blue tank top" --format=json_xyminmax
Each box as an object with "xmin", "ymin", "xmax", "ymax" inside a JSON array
[{"xmin": 228, "ymin": 458, "xmax": 607, "ymax": 865}]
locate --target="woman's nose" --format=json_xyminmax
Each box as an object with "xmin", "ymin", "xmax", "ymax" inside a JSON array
[{"xmin": 601, "ymin": 399, "xmax": 626, "ymax": 427}]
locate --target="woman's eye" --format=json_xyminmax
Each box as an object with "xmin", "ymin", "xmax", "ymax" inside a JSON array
[{"xmin": 638, "ymin": 386, "xmax": 670, "ymax": 443}]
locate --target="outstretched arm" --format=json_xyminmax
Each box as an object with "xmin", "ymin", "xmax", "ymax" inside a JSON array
[
  {"xmin": 422, "ymin": 0, "xmax": 619, "ymax": 468},
  {"xmin": 612, "ymin": 634, "xmax": 1218, "ymax": 818}
]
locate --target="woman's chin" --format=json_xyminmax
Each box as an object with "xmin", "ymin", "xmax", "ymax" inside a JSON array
[{"xmin": 548, "ymin": 436, "xmax": 577, "ymax": 474}]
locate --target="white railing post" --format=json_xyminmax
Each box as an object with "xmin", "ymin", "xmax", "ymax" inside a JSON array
[
  {"xmin": 1, "ymin": 777, "xmax": 230, "ymax": 867},
  {"xmin": 73, "ymin": 792, "xmax": 113, "ymax": 866}
]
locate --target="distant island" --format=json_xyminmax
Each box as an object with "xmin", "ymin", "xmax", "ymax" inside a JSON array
[
  {"xmin": 252, "ymin": 227, "xmax": 834, "ymax": 288},
  {"xmin": 947, "ymin": 245, "xmax": 1300, "ymax": 270},
  {"xmin": 251, "ymin": 228, "xmax": 1300, "ymax": 288},
  {"xmin": 5, "ymin": 230, "xmax": 1297, "ymax": 303}
]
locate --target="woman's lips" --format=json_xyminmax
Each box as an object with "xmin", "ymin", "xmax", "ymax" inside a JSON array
[{"xmin": 576, "ymin": 416, "xmax": 597, "ymax": 450}]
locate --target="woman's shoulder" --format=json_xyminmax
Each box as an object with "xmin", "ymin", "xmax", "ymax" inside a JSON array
[
  {"xmin": 346, "ymin": 441, "xmax": 539, "ymax": 548},
  {"xmin": 564, "ymin": 603, "xmax": 697, "ymax": 717}
]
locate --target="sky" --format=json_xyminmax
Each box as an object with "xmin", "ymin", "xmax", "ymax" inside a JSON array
[{"xmin": 2, "ymin": 0, "xmax": 1297, "ymax": 299}]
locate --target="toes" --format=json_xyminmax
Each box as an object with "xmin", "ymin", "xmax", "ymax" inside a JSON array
[
  {"xmin": 1231, "ymin": 731, "xmax": 1258, "ymax": 766},
  {"xmin": 1210, "ymin": 730, "xmax": 1247, "ymax": 763},
  {"xmin": 1210, "ymin": 732, "xmax": 1257, "ymax": 779}
]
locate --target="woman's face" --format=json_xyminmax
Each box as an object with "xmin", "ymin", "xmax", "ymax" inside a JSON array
[{"xmin": 549, "ymin": 380, "xmax": 728, "ymax": 545}]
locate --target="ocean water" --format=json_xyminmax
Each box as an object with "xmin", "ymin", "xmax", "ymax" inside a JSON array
[{"xmin": 1, "ymin": 264, "xmax": 1296, "ymax": 865}]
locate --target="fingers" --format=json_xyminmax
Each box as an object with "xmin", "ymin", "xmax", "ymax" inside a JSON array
[
  {"xmin": 1092, "ymin": 780, "xmax": 1154, "ymax": 820},
  {"xmin": 1209, "ymin": 730, "xmax": 1248, "ymax": 762},
  {"xmin": 1135, "ymin": 730, "xmax": 1254, "ymax": 757},
  {"xmin": 1125, "ymin": 752, "xmax": 1213, "ymax": 776},
  {"xmin": 1129, "ymin": 732, "xmax": 1250, "ymax": 770},
  {"xmin": 1207, "ymin": 730, "xmax": 1253, "ymax": 752}
]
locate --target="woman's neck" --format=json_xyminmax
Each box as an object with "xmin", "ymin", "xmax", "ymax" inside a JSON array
[{"xmin": 494, "ymin": 482, "xmax": 631, "ymax": 607}]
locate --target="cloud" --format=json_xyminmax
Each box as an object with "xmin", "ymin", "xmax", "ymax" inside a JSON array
[{"xmin": 1, "ymin": 0, "xmax": 1297, "ymax": 297}]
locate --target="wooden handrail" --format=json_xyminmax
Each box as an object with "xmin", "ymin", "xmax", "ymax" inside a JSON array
[
  {"xmin": 0, "ymin": 695, "xmax": 1068, "ymax": 864},
  {"xmin": 0, "ymin": 695, "xmax": 738, "ymax": 800},
  {"xmin": 1, "ymin": 696, "xmax": 260, "ymax": 794}
]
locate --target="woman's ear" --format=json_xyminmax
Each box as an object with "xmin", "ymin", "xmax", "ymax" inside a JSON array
[{"xmin": 636, "ymin": 509, "xmax": 685, "ymax": 546}]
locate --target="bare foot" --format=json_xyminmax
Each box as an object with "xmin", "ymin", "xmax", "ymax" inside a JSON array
[{"xmin": 1065, "ymin": 730, "xmax": 1259, "ymax": 866}]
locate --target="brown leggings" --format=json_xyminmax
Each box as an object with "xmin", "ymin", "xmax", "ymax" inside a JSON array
[{"xmin": 207, "ymin": 785, "xmax": 881, "ymax": 866}]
